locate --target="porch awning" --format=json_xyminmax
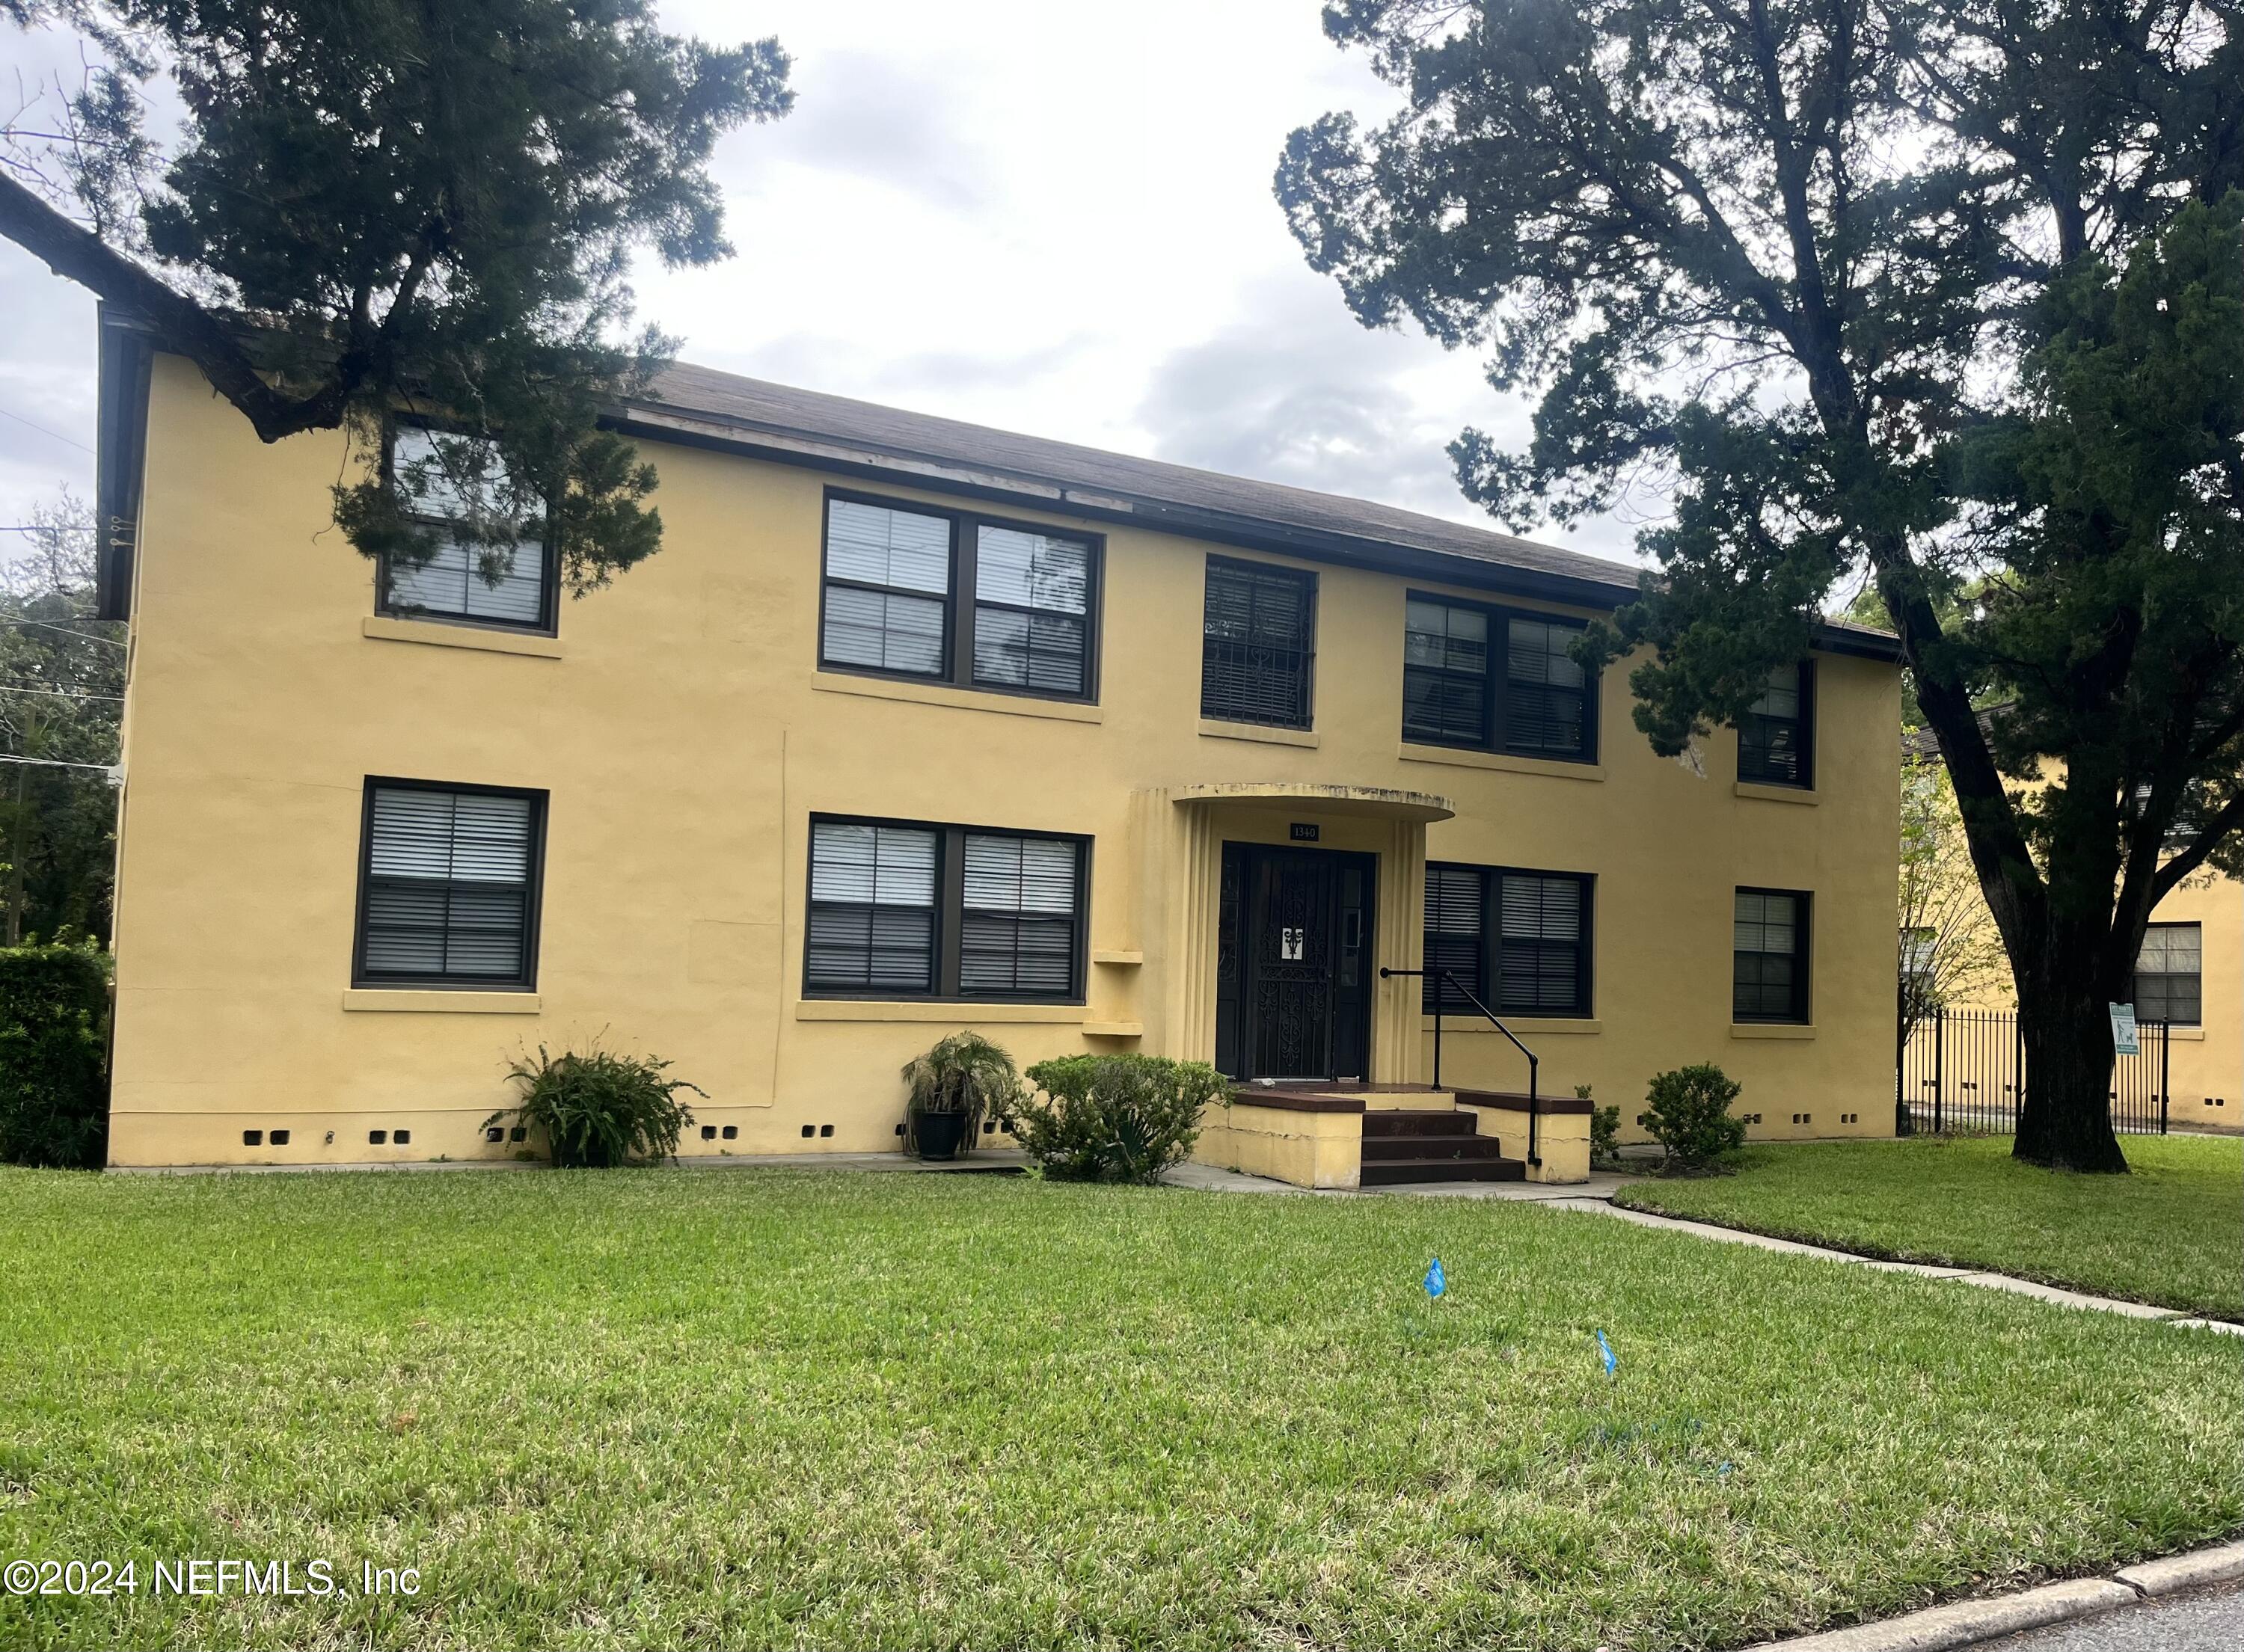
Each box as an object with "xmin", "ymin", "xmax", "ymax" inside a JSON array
[{"xmin": 1170, "ymin": 782, "xmax": 1455, "ymax": 823}]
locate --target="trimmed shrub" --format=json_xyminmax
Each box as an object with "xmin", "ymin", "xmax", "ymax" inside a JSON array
[
  {"xmin": 1581, "ymin": 1083, "xmax": 1623, "ymax": 1170},
  {"xmin": 1637, "ymin": 1063, "xmax": 1746, "ymax": 1174},
  {"xmin": 1017, "ymin": 1054, "xmax": 1221, "ymax": 1183},
  {"xmin": 488, "ymin": 1044, "xmax": 702, "ymax": 1168},
  {"xmin": 0, "ymin": 943, "xmax": 110, "ymax": 1170}
]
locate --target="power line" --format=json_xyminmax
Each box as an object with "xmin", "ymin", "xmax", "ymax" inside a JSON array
[
  {"xmin": 0, "ymin": 753, "xmax": 118, "ymax": 774},
  {"xmin": 0, "ymin": 617, "xmax": 127, "ymax": 648},
  {"xmin": 0, "ymin": 405, "xmax": 93, "ymax": 454},
  {"xmin": 0, "ymin": 684, "xmax": 123, "ymax": 702}
]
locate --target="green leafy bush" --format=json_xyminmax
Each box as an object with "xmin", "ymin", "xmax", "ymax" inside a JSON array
[
  {"xmin": 1636, "ymin": 1063, "xmax": 1746, "ymax": 1174},
  {"xmin": 901, "ymin": 1031, "xmax": 1023, "ymax": 1152},
  {"xmin": 0, "ymin": 944, "xmax": 110, "ymax": 1170},
  {"xmin": 1581, "ymin": 1083, "xmax": 1622, "ymax": 1170},
  {"xmin": 1016, "ymin": 1054, "xmax": 1220, "ymax": 1183},
  {"xmin": 488, "ymin": 1044, "xmax": 702, "ymax": 1168}
]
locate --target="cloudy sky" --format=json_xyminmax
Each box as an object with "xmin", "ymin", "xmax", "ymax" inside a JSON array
[{"xmin": 0, "ymin": 0, "xmax": 1646, "ymax": 565}]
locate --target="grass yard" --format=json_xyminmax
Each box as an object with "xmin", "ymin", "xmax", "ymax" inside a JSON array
[
  {"xmin": 1616, "ymin": 1133, "xmax": 2244, "ymax": 1319},
  {"xmin": 1, "ymin": 1167, "xmax": 2239, "ymax": 1651}
]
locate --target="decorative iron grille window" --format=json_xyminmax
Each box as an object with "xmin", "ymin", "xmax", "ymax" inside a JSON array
[
  {"xmin": 1422, "ymin": 864, "xmax": 1593, "ymax": 1017},
  {"xmin": 1738, "ymin": 661, "xmax": 1814, "ymax": 786},
  {"xmin": 378, "ymin": 428, "xmax": 554, "ymax": 631},
  {"xmin": 804, "ymin": 816, "xmax": 1087, "ymax": 1001},
  {"xmin": 2133, "ymin": 923, "xmax": 2201, "ymax": 1025},
  {"xmin": 818, "ymin": 493, "xmax": 1100, "ymax": 701},
  {"xmin": 355, "ymin": 780, "xmax": 545, "ymax": 989},
  {"xmin": 1201, "ymin": 557, "xmax": 1316, "ymax": 728},
  {"xmin": 1401, "ymin": 595, "xmax": 1595, "ymax": 761},
  {"xmin": 1734, "ymin": 888, "xmax": 1811, "ymax": 1022}
]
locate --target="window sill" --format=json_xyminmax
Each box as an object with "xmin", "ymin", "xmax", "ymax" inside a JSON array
[
  {"xmin": 1397, "ymin": 743, "xmax": 1603, "ymax": 782},
  {"xmin": 1082, "ymin": 1020, "xmax": 1144, "ymax": 1037},
  {"xmin": 1421, "ymin": 1016, "xmax": 1601, "ymax": 1036},
  {"xmin": 811, "ymin": 672, "xmax": 1103, "ymax": 723},
  {"xmin": 342, "ymin": 989, "xmax": 542, "ymax": 1013},
  {"xmin": 1731, "ymin": 1022, "xmax": 1815, "ymax": 1040},
  {"xmin": 1734, "ymin": 781, "xmax": 1819, "ymax": 805},
  {"xmin": 2165, "ymin": 1025, "xmax": 2207, "ymax": 1041},
  {"xmin": 363, "ymin": 615, "xmax": 563, "ymax": 659},
  {"xmin": 794, "ymin": 999, "xmax": 1087, "ymax": 1024},
  {"xmin": 1091, "ymin": 949, "xmax": 1144, "ymax": 966},
  {"xmin": 1199, "ymin": 718, "xmax": 1319, "ymax": 749}
]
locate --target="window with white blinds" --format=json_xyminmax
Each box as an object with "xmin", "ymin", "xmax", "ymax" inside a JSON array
[
  {"xmin": 818, "ymin": 494, "xmax": 1102, "ymax": 701},
  {"xmin": 1400, "ymin": 595, "xmax": 1595, "ymax": 761},
  {"xmin": 1201, "ymin": 557, "xmax": 1316, "ymax": 728},
  {"xmin": 1733, "ymin": 888, "xmax": 1810, "ymax": 1022},
  {"xmin": 960, "ymin": 833, "xmax": 1082, "ymax": 996},
  {"xmin": 2133, "ymin": 923, "xmax": 2201, "ymax": 1026},
  {"xmin": 380, "ymin": 429, "xmax": 552, "ymax": 630},
  {"xmin": 1738, "ymin": 661, "xmax": 1813, "ymax": 786},
  {"xmin": 1421, "ymin": 864, "xmax": 1592, "ymax": 1016},
  {"xmin": 806, "ymin": 821, "xmax": 940, "ymax": 993},
  {"xmin": 804, "ymin": 817, "xmax": 1088, "ymax": 1001},
  {"xmin": 355, "ymin": 782, "xmax": 544, "ymax": 988}
]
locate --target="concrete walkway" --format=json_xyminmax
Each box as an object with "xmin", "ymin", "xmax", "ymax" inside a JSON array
[{"xmin": 1161, "ymin": 1162, "xmax": 2243, "ymax": 1333}]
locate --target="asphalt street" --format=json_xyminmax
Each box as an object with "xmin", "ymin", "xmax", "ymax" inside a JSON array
[{"xmin": 1978, "ymin": 1582, "xmax": 2244, "ymax": 1650}]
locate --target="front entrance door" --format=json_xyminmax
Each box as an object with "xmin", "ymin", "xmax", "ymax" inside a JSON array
[{"xmin": 1214, "ymin": 843, "xmax": 1376, "ymax": 1081}]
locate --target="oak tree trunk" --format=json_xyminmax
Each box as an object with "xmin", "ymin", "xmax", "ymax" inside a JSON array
[{"xmin": 2011, "ymin": 939, "xmax": 2130, "ymax": 1174}]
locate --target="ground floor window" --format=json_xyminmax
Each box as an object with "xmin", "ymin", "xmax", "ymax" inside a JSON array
[
  {"xmin": 805, "ymin": 815, "xmax": 1087, "ymax": 1001},
  {"xmin": 354, "ymin": 779, "xmax": 545, "ymax": 989},
  {"xmin": 1734, "ymin": 887, "xmax": 1810, "ymax": 1022},
  {"xmin": 2134, "ymin": 923, "xmax": 2201, "ymax": 1026},
  {"xmin": 1421, "ymin": 863, "xmax": 1593, "ymax": 1018}
]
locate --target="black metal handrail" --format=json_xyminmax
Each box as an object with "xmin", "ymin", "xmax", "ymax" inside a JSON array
[{"xmin": 1380, "ymin": 966, "xmax": 1541, "ymax": 1167}]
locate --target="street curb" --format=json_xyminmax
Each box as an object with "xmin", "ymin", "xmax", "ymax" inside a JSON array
[
  {"xmin": 2114, "ymin": 1539, "xmax": 2244, "ymax": 1597},
  {"xmin": 1747, "ymin": 1541, "xmax": 2244, "ymax": 1649}
]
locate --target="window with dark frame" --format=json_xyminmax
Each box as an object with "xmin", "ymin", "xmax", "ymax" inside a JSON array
[
  {"xmin": 818, "ymin": 494, "xmax": 1099, "ymax": 701},
  {"xmin": 1201, "ymin": 557, "xmax": 1316, "ymax": 728},
  {"xmin": 1402, "ymin": 595, "xmax": 1596, "ymax": 761},
  {"xmin": 355, "ymin": 781, "xmax": 545, "ymax": 989},
  {"xmin": 2133, "ymin": 923, "xmax": 2201, "ymax": 1026},
  {"xmin": 378, "ymin": 428, "xmax": 554, "ymax": 632},
  {"xmin": 1733, "ymin": 888, "xmax": 1811, "ymax": 1022},
  {"xmin": 1738, "ymin": 661, "xmax": 1814, "ymax": 787},
  {"xmin": 1421, "ymin": 863, "xmax": 1593, "ymax": 1018},
  {"xmin": 804, "ymin": 816, "xmax": 1087, "ymax": 1002}
]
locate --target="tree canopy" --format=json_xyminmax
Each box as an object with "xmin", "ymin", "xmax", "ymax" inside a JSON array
[
  {"xmin": 1280, "ymin": 0, "xmax": 2244, "ymax": 1170},
  {"xmin": 1, "ymin": 0, "xmax": 792, "ymax": 592}
]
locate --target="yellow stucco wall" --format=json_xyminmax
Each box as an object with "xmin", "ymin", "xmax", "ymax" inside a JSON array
[{"xmin": 106, "ymin": 354, "xmax": 1903, "ymax": 1167}]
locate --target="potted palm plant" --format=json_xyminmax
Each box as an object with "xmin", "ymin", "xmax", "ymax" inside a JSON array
[{"xmin": 901, "ymin": 1032, "xmax": 1022, "ymax": 1161}]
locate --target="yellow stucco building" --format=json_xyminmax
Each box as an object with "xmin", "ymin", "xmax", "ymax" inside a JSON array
[{"xmin": 93, "ymin": 313, "xmax": 1904, "ymax": 1183}]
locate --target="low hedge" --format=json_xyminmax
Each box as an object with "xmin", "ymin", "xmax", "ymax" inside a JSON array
[{"xmin": 0, "ymin": 944, "xmax": 111, "ymax": 1170}]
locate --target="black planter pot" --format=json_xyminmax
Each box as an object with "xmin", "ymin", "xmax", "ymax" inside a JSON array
[{"xmin": 913, "ymin": 1111, "xmax": 970, "ymax": 1161}]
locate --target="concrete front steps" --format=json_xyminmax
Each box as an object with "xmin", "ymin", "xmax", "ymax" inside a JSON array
[{"xmin": 1360, "ymin": 1105, "xmax": 1527, "ymax": 1185}]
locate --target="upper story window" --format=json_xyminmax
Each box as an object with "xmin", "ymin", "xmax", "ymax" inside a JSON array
[
  {"xmin": 1738, "ymin": 660, "xmax": 1814, "ymax": 787},
  {"xmin": 1734, "ymin": 887, "xmax": 1810, "ymax": 1023},
  {"xmin": 2134, "ymin": 923, "xmax": 2201, "ymax": 1026},
  {"xmin": 1422, "ymin": 863, "xmax": 1594, "ymax": 1018},
  {"xmin": 818, "ymin": 494, "xmax": 1099, "ymax": 701},
  {"xmin": 1402, "ymin": 597, "xmax": 1596, "ymax": 762},
  {"xmin": 355, "ymin": 779, "xmax": 545, "ymax": 990},
  {"xmin": 804, "ymin": 815, "xmax": 1088, "ymax": 1002},
  {"xmin": 379, "ymin": 429, "xmax": 555, "ymax": 632},
  {"xmin": 1202, "ymin": 557, "xmax": 1316, "ymax": 728}
]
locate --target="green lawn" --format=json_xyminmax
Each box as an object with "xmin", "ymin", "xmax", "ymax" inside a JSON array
[
  {"xmin": 1615, "ymin": 1133, "xmax": 2244, "ymax": 1319},
  {"xmin": 1, "ymin": 1167, "xmax": 2239, "ymax": 1651}
]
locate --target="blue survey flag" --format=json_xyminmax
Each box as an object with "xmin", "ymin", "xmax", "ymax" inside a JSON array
[
  {"xmin": 1423, "ymin": 1257, "xmax": 1447, "ymax": 1298},
  {"xmin": 1595, "ymin": 1330, "xmax": 1616, "ymax": 1377}
]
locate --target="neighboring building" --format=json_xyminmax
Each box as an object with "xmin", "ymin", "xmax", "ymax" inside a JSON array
[
  {"xmin": 1897, "ymin": 726, "xmax": 2240, "ymax": 1129},
  {"xmin": 93, "ymin": 312, "xmax": 1904, "ymax": 1181}
]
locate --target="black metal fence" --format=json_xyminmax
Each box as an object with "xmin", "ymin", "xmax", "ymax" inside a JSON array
[{"xmin": 1897, "ymin": 1008, "xmax": 2171, "ymax": 1136}]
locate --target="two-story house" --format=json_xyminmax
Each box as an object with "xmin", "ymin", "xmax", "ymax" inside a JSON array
[{"xmin": 92, "ymin": 310, "xmax": 1903, "ymax": 1182}]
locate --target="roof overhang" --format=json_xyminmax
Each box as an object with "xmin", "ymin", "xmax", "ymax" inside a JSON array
[{"xmin": 94, "ymin": 306, "xmax": 156, "ymax": 623}]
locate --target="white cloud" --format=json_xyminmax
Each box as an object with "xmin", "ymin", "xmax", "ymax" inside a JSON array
[{"xmin": 0, "ymin": 0, "xmax": 1645, "ymax": 571}]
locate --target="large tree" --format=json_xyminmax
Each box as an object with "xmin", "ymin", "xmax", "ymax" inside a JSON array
[
  {"xmin": 1, "ymin": 0, "xmax": 791, "ymax": 591},
  {"xmin": 1278, "ymin": 0, "xmax": 2244, "ymax": 1171}
]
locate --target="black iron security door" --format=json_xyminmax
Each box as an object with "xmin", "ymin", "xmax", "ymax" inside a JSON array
[{"xmin": 1214, "ymin": 843, "xmax": 1375, "ymax": 1081}]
